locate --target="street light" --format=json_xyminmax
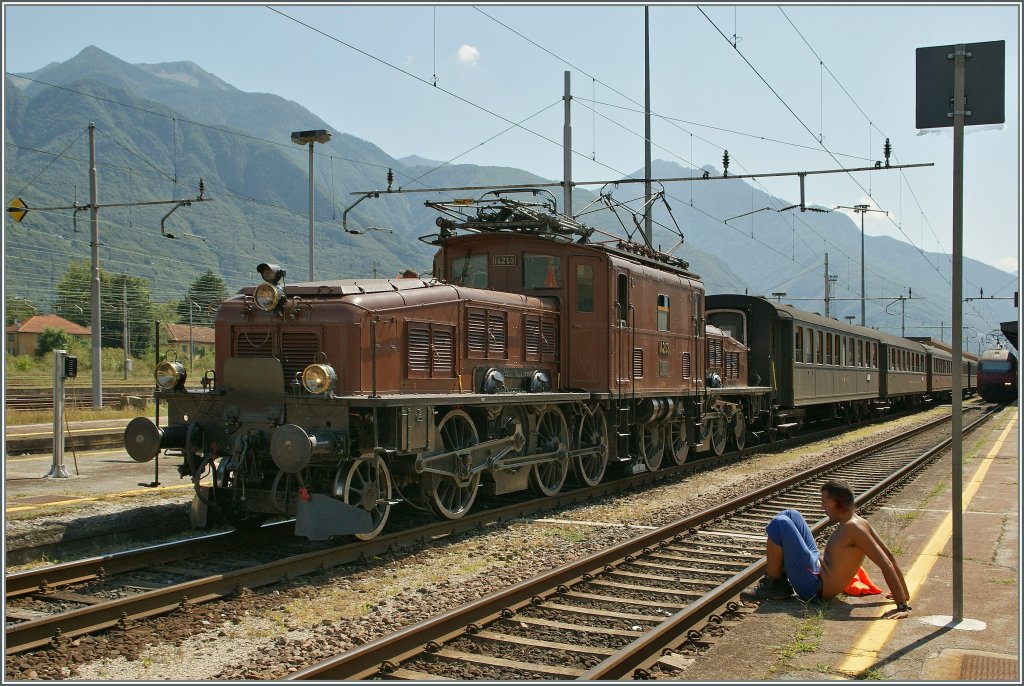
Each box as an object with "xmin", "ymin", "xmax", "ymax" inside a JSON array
[
  {"xmin": 837, "ymin": 203, "xmax": 888, "ymax": 327},
  {"xmin": 290, "ymin": 129, "xmax": 332, "ymax": 281},
  {"xmin": 845, "ymin": 315, "xmax": 856, "ymax": 325},
  {"xmin": 771, "ymin": 292, "xmax": 787, "ymax": 303}
]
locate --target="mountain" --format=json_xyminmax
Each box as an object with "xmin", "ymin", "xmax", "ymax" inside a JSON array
[{"xmin": 4, "ymin": 46, "xmax": 1015, "ymax": 344}]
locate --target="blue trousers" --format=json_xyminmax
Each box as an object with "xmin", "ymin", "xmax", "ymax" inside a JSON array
[{"xmin": 765, "ymin": 509, "xmax": 821, "ymax": 600}]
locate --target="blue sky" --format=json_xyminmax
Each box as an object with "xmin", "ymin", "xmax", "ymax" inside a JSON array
[{"xmin": 3, "ymin": 2, "xmax": 1021, "ymax": 284}]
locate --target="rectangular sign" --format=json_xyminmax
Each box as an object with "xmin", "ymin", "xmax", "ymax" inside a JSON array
[
  {"xmin": 492, "ymin": 255, "xmax": 517, "ymax": 267},
  {"xmin": 916, "ymin": 40, "xmax": 1005, "ymax": 129}
]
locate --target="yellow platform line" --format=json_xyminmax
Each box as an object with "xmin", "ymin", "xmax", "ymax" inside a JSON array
[{"xmin": 837, "ymin": 411, "xmax": 1017, "ymax": 676}]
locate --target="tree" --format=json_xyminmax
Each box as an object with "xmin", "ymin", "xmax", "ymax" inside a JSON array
[
  {"xmin": 176, "ymin": 270, "xmax": 228, "ymax": 326},
  {"xmin": 36, "ymin": 327, "xmax": 71, "ymax": 356},
  {"xmin": 5, "ymin": 295, "xmax": 39, "ymax": 326},
  {"xmin": 53, "ymin": 259, "xmax": 155, "ymax": 351}
]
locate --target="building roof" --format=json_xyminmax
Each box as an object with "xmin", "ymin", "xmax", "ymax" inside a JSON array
[
  {"xmin": 5, "ymin": 314, "xmax": 91, "ymax": 335},
  {"xmin": 164, "ymin": 323, "xmax": 216, "ymax": 345}
]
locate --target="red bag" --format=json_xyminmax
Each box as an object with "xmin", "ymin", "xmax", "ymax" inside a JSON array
[{"xmin": 844, "ymin": 566, "xmax": 883, "ymax": 596}]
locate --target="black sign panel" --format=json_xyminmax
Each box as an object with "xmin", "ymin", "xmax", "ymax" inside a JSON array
[{"xmin": 916, "ymin": 40, "xmax": 1005, "ymax": 129}]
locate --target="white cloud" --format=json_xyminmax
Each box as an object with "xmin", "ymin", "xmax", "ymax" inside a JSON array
[
  {"xmin": 994, "ymin": 256, "xmax": 1018, "ymax": 274},
  {"xmin": 457, "ymin": 44, "xmax": 480, "ymax": 65}
]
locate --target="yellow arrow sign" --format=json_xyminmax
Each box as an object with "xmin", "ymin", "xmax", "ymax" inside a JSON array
[{"xmin": 7, "ymin": 197, "xmax": 28, "ymax": 222}]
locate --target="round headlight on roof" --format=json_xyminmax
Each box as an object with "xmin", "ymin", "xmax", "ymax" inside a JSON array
[
  {"xmin": 301, "ymin": 363, "xmax": 337, "ymax": 395},
  {"xmin": 254, "ymin": 282, "xmax": 285, "ymax": 311},
  {"xmin": 155, "ymin": 360, "xmax": 187, "ymax": 390}
]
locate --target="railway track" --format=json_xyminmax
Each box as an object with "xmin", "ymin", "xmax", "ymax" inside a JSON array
[
  {"xmin": 283, "ymin": 405, "xmax": 992, "ymax": 680},
  {"xmin": 3, "ymin": 406, "xmax": 987, "ymax": 660}
]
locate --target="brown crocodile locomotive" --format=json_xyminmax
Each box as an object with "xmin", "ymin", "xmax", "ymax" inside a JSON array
[{"xmin": 124, "ymin": 193, "xmax": 771, "ymax": 539}]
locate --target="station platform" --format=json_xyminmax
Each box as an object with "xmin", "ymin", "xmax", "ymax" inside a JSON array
[
  {"xmin": 4, "ymin": 418, "xmax": 191, "ymax": 517},
  {"xmin": 686, "ymin": 404, "xmax": 1020, "ymax": 681}
]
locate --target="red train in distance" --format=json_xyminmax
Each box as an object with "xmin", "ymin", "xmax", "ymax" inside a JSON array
[{"xmin": 977, "ymin": 347, "xmax": 1018, "ymax": 403}]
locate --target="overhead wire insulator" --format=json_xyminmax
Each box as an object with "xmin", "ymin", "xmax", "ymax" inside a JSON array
[
  {"xmin": 883, "ymin": 138, "xmax": 892, "ymax": 168},
  {"xmin": 722, "ymin": 150, "xmax": 730, "ymax": 178},
  {"xmin": 386, "ymin": 168, "xmax": 394, "ymax": 192}
]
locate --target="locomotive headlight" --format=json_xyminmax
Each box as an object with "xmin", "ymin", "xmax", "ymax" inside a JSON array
[
  {"xmin": 254, "ymin": 282, "xmax": 285, "ymax": 311},
  {"xmin": 302, "ymin": 363, "xmax": 337, "ymax": 395},
  {"xmin": 154, "ymin": 360, "xmax": 187, "ymax": 390}
]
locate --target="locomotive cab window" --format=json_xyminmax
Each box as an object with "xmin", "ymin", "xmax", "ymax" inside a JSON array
[
  {"xmin": 617, "ymin": 273, "xmax": 629, "ymax": 325},
  {"xmin": 451, "ymin": 253, "xmax": 489, "ymax": 288},
  {"xmin": 524, "ymin": 253, "xmax": 562, "ymax": 289},
  {"xmin": 656, "ymin": 294, "xmax": 670, "ymax": 331},
  {"xmin": 576, "ymin": 264, "xmax": 594, "ymax": 312}
]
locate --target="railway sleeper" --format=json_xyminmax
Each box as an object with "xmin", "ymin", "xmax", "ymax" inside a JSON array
[{"xmin": 423, "ymin": 647, "xmax": 584, "ymax": 679}]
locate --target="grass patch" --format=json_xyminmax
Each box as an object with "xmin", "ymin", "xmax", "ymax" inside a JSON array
[
  {"xmin": 777, "ymin": 611, "xmax": 825, "ymax": 663},
  {"xmin": 5, "ymin": 406, "xmax": 150, "ymax": 426},
  {"xmin": 860, "ymin": 666, "xmax": 887, "ymax": 680}
]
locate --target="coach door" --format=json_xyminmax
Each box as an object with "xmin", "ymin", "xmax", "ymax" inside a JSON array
[{"xmin": 567, "ymin": 255, "xmax": 606, "ymax": 388}]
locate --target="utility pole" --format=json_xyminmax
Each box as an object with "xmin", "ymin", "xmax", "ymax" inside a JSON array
[
  {"xmin": 823, "ymin": 253, "xmax": 838, "ymax": 319},
  {"xmin": 89, "ymin": 123, "xmax": 101, "ymax": 409},
  {"xmin": 836, "ymin": 204, "xmax": 888, "ymax": 327},
  {"xmin": 643, "ymin": 5, "xmax": 652, "ymax": 245},
  {"xmin": 122, "ymin": 277, "xmax": 130, "ymax": 380},
  {"xmin": 563, "ymin": 71, "xmax": 573, "ymax": 218},
  {"xmin": 6, "ymin": 122, "xmax": 211, "ymax": 409}
]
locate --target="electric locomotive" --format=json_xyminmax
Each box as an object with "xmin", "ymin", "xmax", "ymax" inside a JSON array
[
  {"xmin": 125, "ymin": 191, "xmax": 770, "ymax": 540},
  {"xmin": 977, "ymin": 347, "xmax": 1018, "ymax": 402}
]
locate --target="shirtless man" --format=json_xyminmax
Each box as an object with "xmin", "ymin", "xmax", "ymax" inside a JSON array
[{"xmin": 746, "ymin": 479, "xmax": 912, "ymax": 620}]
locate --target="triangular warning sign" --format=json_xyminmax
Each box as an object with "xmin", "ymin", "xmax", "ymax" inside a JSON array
[{"xmin": 7, "ymin": 197, "xmax": 28, "ymax": 223}]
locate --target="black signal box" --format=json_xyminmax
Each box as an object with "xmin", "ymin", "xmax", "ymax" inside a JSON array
[{"xmin": 63, "ymin": 355, "xmax": 78, "ymax": 379}]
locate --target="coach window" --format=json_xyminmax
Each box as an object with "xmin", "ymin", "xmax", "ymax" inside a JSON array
[
  {"xmin": 576, "ymin": 264, "xmax": 594, "ymax": 312},
  {"xmin": 795, "ymin": 326, "xmax": 804, "ymax": 363},
  {"xmin": 524, "ymin": 253, "xmax": 562, "ymax": 289},
  {"xmin": 657, "ymin": 295, "xmax": 670, "ymax": 331},
  {"xmin": 807, "ymin": 328, "xmax": 816, "ymax": 364},
  {"xmin": 871, "ymin": 343, "xmax": 878, "ymax": 368},
  {"xmin": 451, "ymin": 253, "xmax": 489, "ymax": 289},
  {"xmin": 816, "ymin": 330, "xmax": 824, "ymax": 364},
  {"xmin": 825, "ymin": 333, "xmax": 833, "ymax": 365}
]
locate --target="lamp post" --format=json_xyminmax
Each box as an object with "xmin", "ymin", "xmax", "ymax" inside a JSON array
[
  {"xmin": 845, "ymin": 315, "xmax": 856, "ymax": 325},
  {"xmin": 771, "ymin": 292, "xmax": 787, "ymax": 303},
  {"xmin": 291, "ymin": 129, "xmax": 332, "ymax": 281},
  {"xmin": 837, "ymin": 204, "xmax": 887, "ymax": 327}
]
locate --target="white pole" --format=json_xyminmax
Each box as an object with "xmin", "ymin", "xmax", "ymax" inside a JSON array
[{"xmin": 47, "ymin": 350, "xmax": 70, "ymax": 478}]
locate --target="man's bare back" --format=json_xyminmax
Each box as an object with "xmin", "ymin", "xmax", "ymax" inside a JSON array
[{"xmin": 820, "ymin": 515, "xmax": 870, "ymax": 600}]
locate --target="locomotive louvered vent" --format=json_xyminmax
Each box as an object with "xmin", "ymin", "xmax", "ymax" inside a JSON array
[
  {"xmin": 235, "ymin": 329, "xmax": 274, "ymax": 358},
  {"xmin": 525, "ymin": 318, "xmax": 541, "ymax": 360},
  {"xmin": 488, "ymin": 312, "xmax": 507, "ymax": 357},
  {"xmin": 467, "ymin": 310, "xmax": 487, "ymax": 355},
  {"xmin": 542, "ymin": 320, "xmax": 557, "ymax": 358},
  {"xmin": 710, "ymin": 339, "xmax": 723, "ymax": 367},
  {"xmin": 726, "ymin": 351, "xmax": 740, "ymax": 379},
  {"xmin": 408, "ymin": 326, "xmax": 431, "ymax": 375},
  {"xmin": 433, "ymin": 328, "xmax": 454, "ymax": 375},
  {"xmin": 681, "ymin": 352, "xmax": 691, "ymax": 379},
  {"xmin": 282, "ymin": 332, "xmax": 320, "ymax": 387},
  {"xmin": 633, "ymin": 348, "xmax": 644, "ymax": 378}
]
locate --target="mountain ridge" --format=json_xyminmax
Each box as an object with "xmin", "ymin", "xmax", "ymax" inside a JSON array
[{"xmin": 4, "ymin": 46, "xmax": 1015, "ymax": 342}]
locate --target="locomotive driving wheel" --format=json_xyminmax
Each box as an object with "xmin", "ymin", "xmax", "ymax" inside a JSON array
[
  {"xmin": 731, "ymin": 411, "xmax": 747, "ymax": 451},
  {"xmin": 709, "ymin": 416, "xmax": 728, "ymax": 456},
  {"xmin": 638, "ymin": 423, "xmax": 665, "ymax": 471},
  {"xmin": 574, "ymin": 405, "xmax": 609, "ymax": 486},
  {"xmin": 337, "ymin": 456, "xmax": 393, "ymax": 540},
  {"xmin": 667, "ymin": 418, "xmax": 690, "ymax": 465},
  {"xmin": 426, "ymin": 410, "xmax": 481, "ymax": 520},
  {"xmin": 530, "ymin": 406, "xmax": 570, "ymax": 496}
]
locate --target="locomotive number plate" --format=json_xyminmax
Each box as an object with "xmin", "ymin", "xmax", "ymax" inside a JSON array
[{"xmin": 493, "ymin": 255, "xmax": 517, "ymax": 267}]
